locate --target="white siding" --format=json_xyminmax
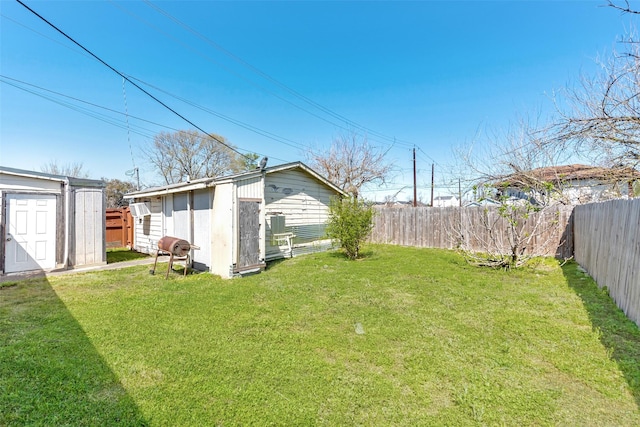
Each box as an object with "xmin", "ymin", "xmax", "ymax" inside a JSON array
[
  {"xmin": 210, "ymin": 183, "xmax": 234, "ymax": 277},
  {"xmin": 163, "ymin": 195, "xmax": 174, "ymax": 237},
  {"xmin": 173, "ymin": 193, "xmax": 190, "ymax": 241},
  {"xmin": 236, "ymin": 176, "xmax": 262, "ymax": 199},
  {"xmin": 132, "ymin": 198, "xmax": 163, "ymax": 254},
  {"xmin": 264, "ymin": 169, "xmax": 336, "ymax": 259},
  {"xmin": 70, "ymin": 187, "xmax": 106, "ymax": 267},
  {"xmin": 192, "ymin": 189, "xmax": 211, "ymax": 270},
  {"xmin": 0, "ymin": 174, "xmax": 62, "ymax": 193}
]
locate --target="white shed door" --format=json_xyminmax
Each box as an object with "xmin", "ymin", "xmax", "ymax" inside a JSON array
[{"xmin": 5, "ymin": 194, "xmax": 57, "ymax": 273}]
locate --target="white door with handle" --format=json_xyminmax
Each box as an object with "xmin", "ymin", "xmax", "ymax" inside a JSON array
[{"xmin": 5, "ymin": 194, "xmax": 57, "ymax": 273}]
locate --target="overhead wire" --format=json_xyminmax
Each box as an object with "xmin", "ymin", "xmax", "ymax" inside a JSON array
[
  {"xmin": 139, "ymin": 0, "xmax": 417, "ymax": 149},
  {"xmin": 15, "ymin": 0, "xmax": 255, "ymax": 162},
  {"xmin": 0, "ymin": 75, "xmax": 177, "ymax": 134},
  {"xmin": 5, "ymin": 5, "xmax": 310, "ymax": 159},
  {"xmin": 0, "ymin": 13, "xmax": 91, "ymax": 59},
  {"xmin": 2, "ymin": 78, "xmax": 157, "ymax": 138},
  {"xmin": 126, "ymin": 75, "xmax": 310, "ymax": 152},
  {"xmin": 109, "ymin": 0, "xmax": 384, "ymax": 146},
  {"xmin": 0, "ymin": 74, "xmax": 292, "ymax": 164},
  {"xmin": 0, "ymin": 80, "xmax": 158, "ymax": 138},
  {"xmin": 12, "ymin": 0, "xmax": 435, "ymax": 184},
  {"xmin": 3, "ymin": 10, "xmax": 306, "ymax": 158}
]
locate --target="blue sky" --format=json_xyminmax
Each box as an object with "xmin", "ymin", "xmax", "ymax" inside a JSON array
[{"xmin": 0, "ymin": 1, "xmax": 634, "ymax": 200}]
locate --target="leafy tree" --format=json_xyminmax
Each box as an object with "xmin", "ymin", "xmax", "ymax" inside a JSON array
[
  {"xmin": 307, "ymin": 132, "xmax": 392, "ymax": 197},
  {"xmin": 103, "ymin": 178, "xmax": 137, "ymax": 208},
  {"xmin": 41, "ymin": 161, "xmax": 88, "ymax": 178},
  {"xmin": 326, "ymin": 196, "xmax": 375, "ymax": 260},
  {"xmin": 234, "ymin": 152, "xmax": 260, "ymax": 171},
  {"xmin": 143, "ymin": 130, "xmax": 255, "ymax": 184}
]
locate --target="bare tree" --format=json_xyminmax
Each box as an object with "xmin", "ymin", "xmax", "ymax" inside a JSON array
[
  {"xmin": 306, "ymin": 133, "xmax": 393, "ymax": 196},
  {"xmin": 41, "ymin": 161, "xmax": 88, "ymax": 178},
  {"xmin": 451, "ymin": 121, "xmax": 571, "ymax": 268},
  {"xmin": 549, "ymin": 3, "xmax": 640, "ymax": 169},
  {"xmin": 607, "ymin": 0, "xmax": 640, "ymax": 15},
  {"xmin": 550, "ymin": 49, "xmax": 640, "ymax": 168},
  {"xmin": 143, "ymin": 130, "xmax": 251, "ymax": 185},
  {"xmin": 455, "ymin": 119, "xmax": 574, "ymax": 205}
]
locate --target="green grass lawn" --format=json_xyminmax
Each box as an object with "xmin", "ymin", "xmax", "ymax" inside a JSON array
[
  {"xmin": 107, "ymin": 247, "xmax": 150, "ymax": 264},
  {"xmin": 1, "ymin": 245, "xmax": 639, "ymax": 425}
]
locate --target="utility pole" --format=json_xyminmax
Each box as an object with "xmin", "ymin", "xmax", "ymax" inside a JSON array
[
  {"xmin": 458, "ymin": 178, "xmax": 462, "ymax": 207},
  {"xmin": 413, "ymin": 147, "xmax": 417, "ymax": 207},
  {"xmin": 430, "ymin": 163, "xmax": 435, "ymax": 207}
]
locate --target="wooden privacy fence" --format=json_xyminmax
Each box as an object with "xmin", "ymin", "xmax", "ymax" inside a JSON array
[
  {"xmin": 574, "ymin": 199, "xmax": 640, "ymax": 327},
  {"xmin": 370, "ymin": 205, "xmax": 575, "ymax": 259},
  {"xmin": 106, "ymin": 207, "xmax": 133, "ymax": 248}
]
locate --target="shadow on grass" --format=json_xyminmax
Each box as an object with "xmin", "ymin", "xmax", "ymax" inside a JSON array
[
  {"xmin": 0, "ymin": 277, "xmax": 147, "ymax": 425},
  {"xmin": 327, "ymin": 248, "xmax": 376, "ymax": 260},
  {"xmin": 561, "ymin": 261, "xmax": 640, "ymax": 409},
  {"xmin": 107, "ymin": 248, "xmax": 150, "ymax": 264},
  {"xmin": 266, "ymin": 258, "xmax": 288, "ymax": 270}
]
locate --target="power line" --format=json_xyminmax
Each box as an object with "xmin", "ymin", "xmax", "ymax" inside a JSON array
[
  {"xmin": 2, "ymin": 78, "xmax": 157, "ymax": 138},
  {"xmin": 140, "ymin": 0, "xmax": 416, "ymax": 149},
  {"xmin": 0, "ymin": 75, "xmax": 177, "ymax": 134},
  {"xmin": 7, "ymin": 2, "xmax": 316, "ymax": 159},
  {"xmin": 0, "ymin": 74, "xmax": 292, "ymax": 165},
  {"xmin": 0, "ymin": 13, "xmax": 90, "ymax": 59},
  {"xmin": 127, "ymin": 75, "xmax": 310, "ymax": 152},
  {"xmin": 15, "ymin": 0, "xmax": 254, "ymax": 162},
  {"xmin": 110, "ymin": 0, "xmax": 382, "ymax": 145}
]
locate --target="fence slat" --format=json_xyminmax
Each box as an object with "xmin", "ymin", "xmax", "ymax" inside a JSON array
[
  {"xmin": 370, "ymin": 205, "xmax": 574, "ymax": 256},
  {"xmin": 574, "ymin": 199, "xmax": 640, "ymax": 327}
]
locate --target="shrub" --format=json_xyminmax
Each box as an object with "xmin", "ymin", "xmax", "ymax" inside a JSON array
[{"xmin": 326, "ymin": 196, "xmax": 374, "ymax": 260}]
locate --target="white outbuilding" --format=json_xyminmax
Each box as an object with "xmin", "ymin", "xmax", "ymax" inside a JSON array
[
  {"xmin": 125, "ymin": 162, "xmax": 346, "ymax": 278},
  {"xmin": 0, "ymin": 166, "xmax": 106, "ymax": 276}
]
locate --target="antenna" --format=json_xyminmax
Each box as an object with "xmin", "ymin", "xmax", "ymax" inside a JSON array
[{"xmin": 122, "ymin": 77, "xmax": 139, "ymax": 190}]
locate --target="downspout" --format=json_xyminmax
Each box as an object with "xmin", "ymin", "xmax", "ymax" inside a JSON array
[
  {"xmin": 64, "ymin": 178, "xmax": 70, "ymax": 269},
  {"xmin": 232, "ymin": 182, "xmax": 237, "ymax": 270},
  {"xmin": 260, "ymin": 169, "xmax": 267, "ymax": 263},
  {"xmin": 188, "ymin": 190, "xmax": 194, "ymax": 267}
]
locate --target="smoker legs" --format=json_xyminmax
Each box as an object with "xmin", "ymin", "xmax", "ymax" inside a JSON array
[{"xmin": 150, "ymin": 251, "xmax": 190, "ymax": 278}]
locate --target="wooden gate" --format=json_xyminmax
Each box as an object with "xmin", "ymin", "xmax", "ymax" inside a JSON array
[
  {"xmin": 236, "ymin": 199, "xmax": 262, "ymax": 272},
  {"xmin": 106, "ymin": 207, "xmax": 133, "ymax": 248}
]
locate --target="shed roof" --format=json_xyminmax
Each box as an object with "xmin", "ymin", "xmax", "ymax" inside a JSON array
[
  {"xmin": 0, "ymin": 165, "xmax": 104, "ymax": 187},
  {"xmin": 124, "ymin": 161, "xmax": 346, "ymax": 199}
]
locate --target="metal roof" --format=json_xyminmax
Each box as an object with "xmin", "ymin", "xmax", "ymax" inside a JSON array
[
  {"xmin": 125, "ymin": 161, "xmax": 346, "ymax": 199},
  {"xmin": 0, "ymin": 165, "xmax": 104, "ymax": 187}
]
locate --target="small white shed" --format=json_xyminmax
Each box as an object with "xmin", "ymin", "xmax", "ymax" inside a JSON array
[
  {"xmin": 0, "ymin": 166, "xmax": 106, "ymax": 275},
  {"xmin": 125, "ymin": 162, "xmax": 345, "ymax": 278}
]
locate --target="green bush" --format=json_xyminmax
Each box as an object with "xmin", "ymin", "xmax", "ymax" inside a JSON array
[{"xmin": 326, "ymin": 196, "xmax": 374, "ymax": 259}]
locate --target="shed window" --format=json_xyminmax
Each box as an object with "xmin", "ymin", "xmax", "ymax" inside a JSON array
[{"xmin": 130, "ymin": 202, "xmax": 151, "ymax": 218}]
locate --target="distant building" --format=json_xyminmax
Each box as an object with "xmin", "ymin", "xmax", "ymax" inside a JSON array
[
  {"xmin": 497, "ymin": 164, "xmax": 640, "ymax": 205},
  {"xmin": 432, "ymin": 195, "xmax": 459, "ymax": 207}
]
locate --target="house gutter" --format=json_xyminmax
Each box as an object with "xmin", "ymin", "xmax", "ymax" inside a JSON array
[{"xmin": 124, "ymin": 181, "xmax": 211, "ymax": 200}]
